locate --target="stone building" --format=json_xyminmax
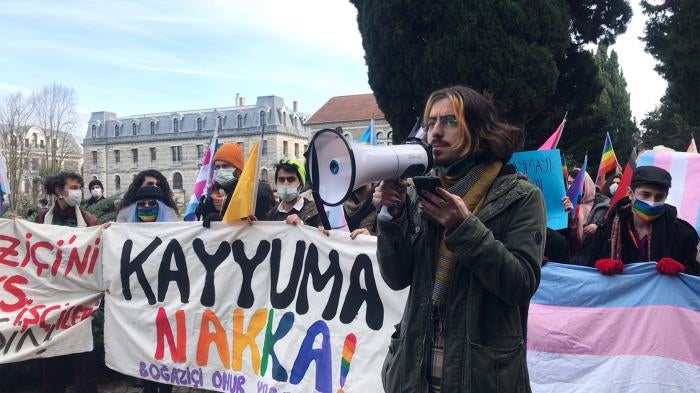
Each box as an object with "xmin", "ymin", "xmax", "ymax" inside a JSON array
[
  {"xmin": 305, "ymin": 93, "xmax": 393, "ymax": 144},
  {"xmin": 82, "ymin": 95, "xmax": 310, "ymax": 205}
]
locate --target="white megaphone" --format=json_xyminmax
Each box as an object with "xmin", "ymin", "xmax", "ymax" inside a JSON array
[{"xmin": 306, "ymin": 128, "xmax": 433, "ymax": 221}]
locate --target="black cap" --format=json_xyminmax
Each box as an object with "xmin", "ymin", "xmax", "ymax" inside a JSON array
[
  {"xmin": 134, "ymin": 185, "xmax": 166, "ymax": 202},
  {"xmin": 631, "ymin": 166, "xmax": 672, "ymax": 191},
  {"xmin": 88, "ymin": 179, "xmax": 103, "ymax": 190}
]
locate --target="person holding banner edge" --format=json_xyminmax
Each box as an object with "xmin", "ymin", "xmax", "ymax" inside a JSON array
[{"xmin": 374, "ymin": 85, "xmax": 545, "ymax": 393}]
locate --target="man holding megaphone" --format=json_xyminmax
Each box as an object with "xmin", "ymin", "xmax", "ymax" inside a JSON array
[{"xmin": 373, "ymin": 86, "xmax": 546, "ymax": 393}]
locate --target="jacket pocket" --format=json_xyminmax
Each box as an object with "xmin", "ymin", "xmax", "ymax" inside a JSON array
[
  {"xmin": 382, "ymin": 323, "xmax": 404, "ymax": 393},
  {"xmin": 469, "ymin": 339, "xmax": 527, "ymax": 393}
]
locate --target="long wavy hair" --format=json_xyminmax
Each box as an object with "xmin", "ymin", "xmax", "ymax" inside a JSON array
[
  {"xmin": 423, "ymin": 85, "xmax": 522, "ymax": 163},
  {"xmin": 121, "ymin": 169, "xmax": 178, "ymax": 213}
]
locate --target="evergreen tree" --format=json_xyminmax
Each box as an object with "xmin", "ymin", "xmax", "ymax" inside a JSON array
[
  {"xmin": 350, "ymin": 0, "xmax": 632, "ymax": 148},
  {"xmin": 641, "ymin": 0, "xmax": 700, "ymax": 149}
]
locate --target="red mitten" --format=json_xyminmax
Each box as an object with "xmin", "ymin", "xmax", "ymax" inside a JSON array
[
  {"xmin": 656, "ymin": 257, "xmax": 686, "ymax": 276},
  {"xmin": 594, "ymin": 258, "xmax": 624, "ymax": 275}
]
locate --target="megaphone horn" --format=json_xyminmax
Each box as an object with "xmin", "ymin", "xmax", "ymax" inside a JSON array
[{"xmin": 306, "ymin": 128, "xmax": 433, "ymax": 207}]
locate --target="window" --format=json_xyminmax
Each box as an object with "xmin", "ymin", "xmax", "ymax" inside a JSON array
[
  {"xmin": 114, "ymin": 124, "xmax": 120, "ymax": 137},
  {"xmin": 31, "ymin": 158, "xmax": 38, "ymax": 170},
  {"xmin": 197, "ymin": 117, "xmax": 203, "ymax": 132},
  {"xmin": 39, "ymin": 140, "xmax": 44, "ymax": 148},
  {"xmin": 217, "ymin": 116, "xmax": 223, "ymax": 131},
  {"xmin": 171, "ymin": 146, "xmax": 182, "ymax": 162},
  {"xmin": 173, "ymin": 118, "xmax": 179, "ymax": 132},
  {"xmin": 150, "ymin": 147, "xmax": 157, "ymax": 161},
  {"xmin": 294, "ymin": 143, "xmax": 299, "ymax": 158},
  {"xmin": 114, "ymin": 150, "xmax": 120, "ymax": 163},
  {"xmin": 24, "ymin": 139, "xmax": 29, "ymax": 148},
  {"xmin": 283, "ymin": 141, "xmax": 288, "ymax": 156},
  {"xmin": 115, "ymin": 175, "xmax": 121, "ymax": 191},
  {"xmin": 131, "ymin": 149, "xmax": 138, "ymax": 163},
  {"xmin": 196, "ymin": 144, "xmax": 203, "ymax": 160},
  {"xmin": 92, "ymin": 151, "xmax": 97, "ymax": 165},
  {"xmin": 283, "ymin": 112, "xmax": 287, "ymax": 126},
  {"xmin": 132, "ymin": 123, "xmax": 138, "ymax": 136},
  {"xmin": 32, "ymin": 134, "xmax": 37, "ymax": 147},
  {"xmin": 172, "ymin": 172, "xmax": 183, "ymax": 190},
  {"xmin": 237, "ymin": 114, "xmax": 243, "ymax": 128},
  {"xmin": 150, "ymin": 121, "xmax": 156, "ymax": 134},
  {"xmin": 262, "ymin": 140, "xmax": 268, "ymax": 156},
  {"xmin": 376, "ymin": 131, "xmax": 384, "ymax": 140},
  {"xmin": 260, "ymin": 110, "xmax": 266, "ymax": 126},
  {"xmin": 91, "ymin": 125, "xmax": 96, "ymax": 138}
]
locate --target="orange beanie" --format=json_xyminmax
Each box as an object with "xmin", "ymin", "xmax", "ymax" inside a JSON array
[{"xmin": 212, "ymin": 143, "xmax": 244, "ymax": 171}]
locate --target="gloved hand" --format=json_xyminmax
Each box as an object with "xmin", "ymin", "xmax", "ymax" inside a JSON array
[
  {"xmin": 202, "ymin": 212, "xmax": 220, "ymax": 228},
  {"xmin": 594, "ymin": 258, "xmax": 624, "ymax": 275},
  {"xmin": 656, "ymin": 257, "xmax": 686, "ymax": 276}
]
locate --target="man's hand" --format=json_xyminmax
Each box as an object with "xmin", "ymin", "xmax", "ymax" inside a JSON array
[
  {"xmin": 350, "ymin": 228, "xmax": 370, "ymax": 239},
  {"xmin": 372, "ymin": 180, "xmax": 408, "ymax": 217},
  {"xmin": 420, "ymin": 187, "xmax": 470, "ymax": 232},
  {"xmin": 562, "ymin": 196, "xmax": 573, "ymax": 213},
  {"xmin": 286, "ymin": 214, "xmax": 302, "ymax": 225},
  {"xmin": 583, "ymin": 223, "xmax": 598, "ymax": 236}
]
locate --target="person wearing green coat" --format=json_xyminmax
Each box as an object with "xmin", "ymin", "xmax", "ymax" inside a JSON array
[{"xmin": 373, "ymin": 85, "xmax": 546, "ymax": 393}]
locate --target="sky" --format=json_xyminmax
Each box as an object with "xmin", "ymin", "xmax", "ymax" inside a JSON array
[{"xmin": 0, "ymin": 0, "xmax": 666, "ymax": 138}]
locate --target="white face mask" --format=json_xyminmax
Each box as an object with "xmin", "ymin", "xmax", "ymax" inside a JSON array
[
  {"xmin": 90, "ymin": 188, "xmax": 103, "ymax": 199},
  {"xmin": 609, "ymin": 183, "xmax": 619, "ymax": 195},
  {"xmin": 215, "ymin": 168, "xmax": 236, "ymax": 185},
  {"xmin": 65, "ymin": 189, "xmax": 83, "ymax": 207},
  {"xmin": 277, "ymin": 185, "xmax": 299, "ymax": 203}
]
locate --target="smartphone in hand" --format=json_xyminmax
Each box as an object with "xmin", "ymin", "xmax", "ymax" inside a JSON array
[{"xmin": 413, "ymin": 176, "xmax": 442, "ymax": 195}]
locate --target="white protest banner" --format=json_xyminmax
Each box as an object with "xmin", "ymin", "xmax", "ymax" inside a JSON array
[
  {"xmin": 0, "ymin": 219, "xmax": 103, "ymax": 363},
  {"xmin": 102, "ymin": 221, "xmax": 407, "ymax": 393}
]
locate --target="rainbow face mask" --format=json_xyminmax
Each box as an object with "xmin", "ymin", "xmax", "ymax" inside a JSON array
[
  {"xmin": 632, "ymin": 198, "xmax": 665, "ymax": 222},
  {"xmin": 136, "ymin": 205, "xmax": 159, "ymax": 222}
]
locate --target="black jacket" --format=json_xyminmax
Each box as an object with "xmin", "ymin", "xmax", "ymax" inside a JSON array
[{"xmin": 578, "ymin": 197, "xmax": 700, "ymax": 275}]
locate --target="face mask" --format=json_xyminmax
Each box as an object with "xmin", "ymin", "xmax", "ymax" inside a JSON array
[
  {"xmin": 215, "ymin": 168, "xmax": 236, "ymax": 185},
  {"xmin": 90, "ymin": 188, "xmax": 103, "ymax": 199},
  {"xmin": 278, "ymin": 185, "xmax": 299, "ymax": 203},
  {"xmin": 609, "ymin": 183, "xmax": 619, "ymax": 195},
  {"xmin": 137, "ymin": 205, "xmax": 159, "ymax": 222},
  {"xmin": 632, "ymin": 198, "xmax": 665, "ymax": 222},
  {"xmin": 65, "ymin": 189, "xmax": 83, "ymax": 207}
]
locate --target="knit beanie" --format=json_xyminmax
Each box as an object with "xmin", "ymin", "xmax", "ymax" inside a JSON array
[
  {"xmin": 283, "ymin": 159, "xmax": 307, "ymax": 187},
  {"xmin": 213, "ymin": 143, "xmax": 244, "ymax": 172}
]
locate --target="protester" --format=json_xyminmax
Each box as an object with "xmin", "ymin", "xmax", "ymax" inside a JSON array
[
  {"xmin": 581, "ymin": 166, "xmax": 700, "ymax": 276},
  {"xmin": 255, "ymin": 181, "xmax": 277, "ymax": 221},
  {"xmin": 344, "ymin": 183, "xmax": 378, "ymax": 237},
  {"xmin": 601, "ymin": 173, "xmax": 622, "ymax": 198},
  {"xmin": 35, "ymin": 171, "xmax": 98, "ymax": 393},
  {"xmin": 117, "ymin": 170, "xmax": 178, "ymax": 222},
  {"xmin": 38, "ymin": 198, "xmax": 49, "ymax": 214},
  {"xmin": 84, "ymin": 179, "xmax": 106, "ymax": 206},
  {"xmin": 266, "ymin": 159, "xmax": 320, "ymax": 227},
  {"xmin": 373, "ymin": 85, "xmax": 545, "ymax": 392},
  {"xmin": 195, "ymin": 143, "xmax": 244, "ymax": 226}
]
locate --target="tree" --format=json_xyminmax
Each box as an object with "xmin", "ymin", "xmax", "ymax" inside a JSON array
[
  {"xmin": 350, "ymin": 0, "xmax": 632, "ymax": 147},
  {"xmin": 641, "ymin": 0, "xmax": 700, "ymax": 147},
  {"xmin": 32, "ymin": 83, "xmax": 79, "ymax": 176},
  {"xmin": 0, "ymin": 92, "xmax": 34, "ymax": 209}
]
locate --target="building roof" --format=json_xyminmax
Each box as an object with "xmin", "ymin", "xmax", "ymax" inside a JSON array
[{"xmin": 306, "ymin": 94, "xmax": 385, "ymax": 125}]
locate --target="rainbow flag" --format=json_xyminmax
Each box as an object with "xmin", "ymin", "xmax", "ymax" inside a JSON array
[
  {"xmin": 222, "ymin": 141, "xmax": 260, "ymax": 222},
  {"xmin": 562, "ymin": 155, "xmax": 569, "ymax": 181},
  {"xmin": 528, "ymin": 262, "xmax": 700, "ymax": 391},
  {"xmin": 538, "ymin": 113, "xmax": 567, "ymax": 150},
  {"xmin": 636, "ymin": 150, "xmax": 700, "ymax": 234},
  {"xmin": 595, "ymin": 132, "xmax": 619, "ymax": 188},
  {"xmin": 566, "ymin": 154, "xmax": 587, "ymax": 214},
  {"xmin": 183, "ymin": 129, "xmax": 219, "ymax": 221}
]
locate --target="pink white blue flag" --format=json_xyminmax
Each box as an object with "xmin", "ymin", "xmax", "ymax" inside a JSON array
[
  {"xmin": 325, "ymin": 204, "xmax": 349, "ymax": 232},
  {"xmin": 183, "ymin": 130, "xmax": 218, "ymax": 221},
  {"xmin": 636, "ymin": 150, "xmax": 700, "ymax": 234},
  {"xmin": 528, "ymin": 262, "xmax": 700, "ymax": 392}
]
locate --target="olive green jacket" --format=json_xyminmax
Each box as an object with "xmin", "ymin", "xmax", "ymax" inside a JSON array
[{"xmin": 378, "ymin": 167, "xmax": 546, "ymax": 393}]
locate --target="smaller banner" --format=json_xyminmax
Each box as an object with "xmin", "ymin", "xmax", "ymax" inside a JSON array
[
  {"xmin": 636, "ymin": 150, "xmax": 700, "ymax": 234},
  {"xmin": 0, "ymin": 219, "xmax": 103, "ymax": 363},
  {"xmin": 528, "ymin": 262, "xmax": 700, "ymax": 392},
  {"xmin": 510, "ymin": 149, "xmax": 567, "ymax": 230}
]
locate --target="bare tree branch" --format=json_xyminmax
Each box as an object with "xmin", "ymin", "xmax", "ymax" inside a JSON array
[
  {"xmin": 32, "ymin": 82, "xmax": 79, "ymax": 176},
  {"xmin": 0, "ymin": 92, "xmax": 34, "ymax": 209}
]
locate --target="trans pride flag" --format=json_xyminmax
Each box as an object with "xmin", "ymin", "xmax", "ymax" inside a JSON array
[
  {"xmin": 636, "ymin": 150, "xmax": 700, "ymax": 234},
  {"xmin": 528, "ymin": 262, "xmax": 700, "ymax": 392},
  {"xmin": 183, "ymin": 130, "xmax": 218, "ymax": 221}
]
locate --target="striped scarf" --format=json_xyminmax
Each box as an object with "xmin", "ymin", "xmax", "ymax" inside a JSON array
[{"xmin": 431, "ymin": 160, "xmax": 503, "ymax": 304}]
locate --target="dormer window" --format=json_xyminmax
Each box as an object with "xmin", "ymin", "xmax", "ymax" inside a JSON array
[
  {"xmin": 197, "ymin": 117, "xmax": 203, "ymax": 132},
  {"xmin": 260, "ymin": 111, "xmax": 266, "ymax": 126},
  {"xmin": 91, "ymin": 124, "xmax": 96, "ymax": 138},
  {"xmin": 150, "ymin": 121, "xmax": 156, "ymax": 134},
  {"xmin": 132, "ymin": 123, "xmax": 138, "ymax": 136},
  {"xmin": 173, "ymin": 118, "xmax": 179, "ymax": 132},
  {"xmin": 114, "ymin": 124, "xmax": 120, "ymax": 137},
  {"xmin": 237, "ymin": 114, "xmax": 243, "ymax": 128},
  {"xmin": 217, "ymin": 116, "xmax": 223, "ymax": 131}
]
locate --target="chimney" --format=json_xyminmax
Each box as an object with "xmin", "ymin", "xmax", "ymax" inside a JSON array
[
  {"xmin": 235, "ymin": 93, "xmax": 240, "ymax": 106},
  {"xmin": 293, "ymin": 100, "xmax": 298, "ymax": 112}
]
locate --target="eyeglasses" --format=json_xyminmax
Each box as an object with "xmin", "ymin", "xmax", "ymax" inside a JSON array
[
  {"xmin": 276, "ymin": 176, "xmax": 298, "ymax": 185},
  {"xmin": 426, "ymin": 115, "xmax": 458, "ymax": 130},
  {"xmin": 136, "ymin": 200, "xmax": 157, "ymax": 208}
]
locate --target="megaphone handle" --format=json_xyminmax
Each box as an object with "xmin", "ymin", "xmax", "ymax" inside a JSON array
[{"xmin": 377, "ymin": 205, "xmax": 395, "ymax": 222}]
